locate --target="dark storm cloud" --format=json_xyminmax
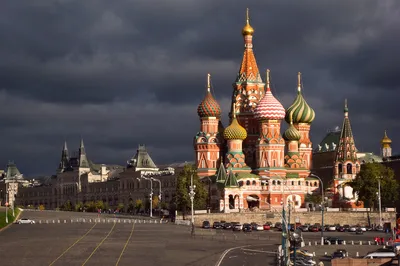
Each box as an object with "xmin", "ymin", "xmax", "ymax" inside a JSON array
[{"xmin": 0, "ymin": 0, "xmax": 399, "ymax": 175}]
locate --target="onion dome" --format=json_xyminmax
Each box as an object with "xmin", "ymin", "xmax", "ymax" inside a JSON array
[
  {"xmin": 197, "ymin": 74, "xmax": 222, "ymax": 118},
  {"xmin": 283, "ymin": 114, "xmax": 301, "ymax": 141},
  {"xmin": 254, "ymin": 69, "xmax": 286, "ymax": 120},
  {"xmin": 285, "ymin": 72, "xmax": 315, "ymax": 124},
  {"xmin": 381, "ymin": 130, "xmax": 392, "ymax": 145},
  {"xmin": 242, "ymin": 8, "xmax": 254, "ymax": 36},
  {"xmin": 223, "ymin": 103, "xmax": 247, "ymax": 140}
]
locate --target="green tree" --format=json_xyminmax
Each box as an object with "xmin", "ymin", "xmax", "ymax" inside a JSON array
[
  {"xmin": 175, "ymin": 164, "xmax": 208, "ymax": 216},
  {"xmin": 349, "ymin": 163, "xmax": 398, "ymax": 208},
  {"xmin": 117, "ymin": 202, "xmax": 124, "ymax": 212},
  {"xmin": 305, "ymin": 194, "xmax": 322, "ymax": 204},
  {"xmin": 63, "ymin": 200, "xmax": 73, "ymax": 211},
  {"xmin": 152, "ymin": 196, "xmax": 159, "ymax": 209},
  {"xmin": 135, "ymin": 199, "xmax": 143, "ymax": 212},
  {"xmin": 75, "ymin": 201, "xmax": 84, "ymax": 212},
  {"xmin": 95, "ymin": 200, "xmax": 104, "ymax": 210}
]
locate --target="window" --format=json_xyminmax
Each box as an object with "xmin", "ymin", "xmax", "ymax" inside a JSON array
[{"xmin": 246, "ymin": 180, "xmax": 250, "ymax": 186}]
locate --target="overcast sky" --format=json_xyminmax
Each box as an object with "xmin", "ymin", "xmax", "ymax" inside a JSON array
[{"xmin": 1, "ymin": 1, "xmax": 399, "ymax": 176}]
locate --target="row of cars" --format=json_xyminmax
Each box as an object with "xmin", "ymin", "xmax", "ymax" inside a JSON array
[
  {"xmin": 202, "ymin": 221, "xmax": 271, "ymax": 232},
  {"xmin": 295, "ymin": 223, "xmax": 381, "ymax": 233}
]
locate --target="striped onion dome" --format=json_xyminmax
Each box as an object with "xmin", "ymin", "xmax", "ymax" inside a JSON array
[
  {"xmin": 223, "ymin": 105, "xmax": 247, "ymax": 140},
  {"xmin": 284, "ymin": 72, "xmax": 315, "ymax": 124},
  {"xmin": 253, "ymin": 76, "xmax": 285, "ymax": 120},
  {"xmin": 197, "ymin": 74, "xmax": 222, "ymax": 118},
  {"xmin": 283, "ymin": 115, "xmax": 301, "ymax": 141}
]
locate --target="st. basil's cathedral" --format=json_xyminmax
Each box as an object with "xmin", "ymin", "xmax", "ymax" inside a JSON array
[{"xmin": 194, "ymin": 9, "xmax": 321, "ymax": 213}]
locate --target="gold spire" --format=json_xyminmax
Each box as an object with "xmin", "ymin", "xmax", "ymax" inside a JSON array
[
  {"xmin": 297, "ymin": 72, "xmax": 302, "ymax": 92},
  {"xmin": 381, "ymin": 130, "xmax": 392, "ymax": 146},
  {"xmin": 242, "ymin": 8, "xmax": 254, "ymax": 36},
  {"xmin": 232, "ymin": 102, "xmax": 237, "ymax": 118},
  {"xmin": 207, "ymin": 73, "xmax": 211, "ymax": 92},
  {"xmin": 266, "ymin": 69, "xmax": 270, "ymax": 90}
]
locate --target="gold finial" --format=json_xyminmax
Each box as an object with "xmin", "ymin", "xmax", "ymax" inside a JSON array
[
  {"xmin": 384, "ymin": 129, "xmax": 388, "ymax": 137},
  {"xmin": 344, "ymin": 99, "xmax": 348, "ymax": 113},
  {"xmin": 232, "ymin": 102, "xmax": 237, "ymax": 118},
  {"xmin": 207, "ymin": 73, "xmax": 211, "ymax": 92},
  {"xmin": 242, "ymin": 8, "xmax": 254, "ymax": 36},
  {"xmin": 297, "ymin": 72, "xmax": 302, "ymax": 92},
  {"xmin": 266, "ymin": 69, "xmax": 270, "ymax": 89}
]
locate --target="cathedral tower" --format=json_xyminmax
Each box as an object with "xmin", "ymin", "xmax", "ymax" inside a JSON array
[
  {"xmin": 194, "ymin": 74, "xmax": 223, "ymax": 177},
  {"xmin": 223, "ymin": 103, "xmax": 250, "ymax": 172},
  {"xmin": 253, "ymin": 70, "xmax": 286, "ymax": 175},
  {"xmin": 231, "ymin": 8, "xmax": 265, "ymax": 168},
  {"xmin": 285, "ymin": 73, "xmax": 315, "ymax": 169},
  {"xmin": 381, "ymin": 130, "xmax": 392, "ymax": 159},
  {"xmin": 333, "ymin": 100, "xmax": 360, "ymax": 200},
  {"xmin": 57, "ymin": 141, "xmax": 70, "ymax": 173}
]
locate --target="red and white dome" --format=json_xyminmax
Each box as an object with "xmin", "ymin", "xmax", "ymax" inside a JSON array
[{"xmin": 254, "ymin": 88, "xmax": 286, "ymax": 120}]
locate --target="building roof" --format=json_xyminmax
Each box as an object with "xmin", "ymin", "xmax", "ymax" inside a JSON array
[
  {"xmin": 197, "ymin": 74, "xmax": 221, "ymax": 118},
  {"xmin": 314, "ymin": 128, "xmax": 341, "ymax": 153},
  {"xmin": 225, "ymin": 169, "xmax": 239, "ymax": 187},
  {"xmin": 5, "ymin": 161, "xmax": 24, "ymax": 181},
  {"xmin": 127, "ymin": 144, "xmax": 158, "ymax": 171}
]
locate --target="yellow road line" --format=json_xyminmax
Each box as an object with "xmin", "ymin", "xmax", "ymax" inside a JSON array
[
  {"xmin": 48, "ymin": 223, "xmax": 97, "ymax": 266},
  {"xmin": 81, "ymin": 221, "xmax": 117, "ymax": 266},
  {"xmin": 115, "ymin": 223, "xmax": 135, "ymax": 266}
]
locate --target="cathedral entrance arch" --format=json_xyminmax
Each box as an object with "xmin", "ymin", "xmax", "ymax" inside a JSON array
[
  {"xmin": 229, "ymin": 195, "xmax": 235, "ymax": 209},
  {"xmin": 246, "ymin": 195, "xmax": 259, "ymax": 209}
]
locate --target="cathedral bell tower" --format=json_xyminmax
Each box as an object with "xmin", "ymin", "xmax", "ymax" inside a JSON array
[
  {"xmin": 381, "ymin": 130, "xmax": 392, "ymax": 159},
  {"xmin": 194, "ymin": 74, "xmax": 223, "ymax": 177}
]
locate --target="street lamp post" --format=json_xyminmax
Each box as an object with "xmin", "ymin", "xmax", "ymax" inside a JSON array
[
  {"xmin": 151, "ymin": 178, "xmax": 162, "ymax": 201},
  {"xmin": 140, "ymin": 176, "xmax": 154, "ymax": 218},
  {"xmin": 377, "ymin": 177, "xmax": 382, "ymax": 227},
  {"xmin": 310, "ymin": 174, "xmax": 325, "ymax": 245},
  {"xmin": 189, "ymin": 173, "xmax": 196, "ymax": 226},
  {"xmin": 5, "ymin": 188, "xmax": 8, "ymax": 224}
]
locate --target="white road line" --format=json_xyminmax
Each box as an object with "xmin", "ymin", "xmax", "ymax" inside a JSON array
[
  {"xmin": 215, "ymin": 244, "xmax": 275, "ymax": 266},
  {"xmin": 241, "ymin": 248, "xmax": 277, "ymax": 254}
]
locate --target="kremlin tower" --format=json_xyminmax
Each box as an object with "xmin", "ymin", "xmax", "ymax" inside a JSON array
[
  {"xmin": 193, "ymin": 9, "xmax": 320, "ymax": 212},
  {"xmin": 381, "ymin": 130, "xmax": 392, "ymax": 159}
]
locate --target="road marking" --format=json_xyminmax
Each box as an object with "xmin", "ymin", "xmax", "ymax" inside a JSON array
[
  {"xmin": 81, "ymin": 222, "xmax": 117, "ymax": 266},
  {"xmin": 115, "ymin": 223, "xmax": 135, "ymax": 266},
  {"xmin": 241, "ymin": 248, "xmax": 277, "ymax": 254},
  {"xmin": 48, "ymin": 223, "xmax": 97, "ymax": 266},
  {"xmin": 215, "ymin": 244, "xmax": 274, "ymax": 266}
]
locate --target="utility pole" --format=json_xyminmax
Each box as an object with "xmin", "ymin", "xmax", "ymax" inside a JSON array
[
  {"xmin": 378, "ymin": 177, "xmax": 382, "ymax": 227},
  {"xmin": 189, "ymin": 172, "xmax": 196, "ymax": 226}
]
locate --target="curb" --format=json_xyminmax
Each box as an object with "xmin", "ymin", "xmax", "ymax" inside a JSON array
[{"xmin": 0, "ymin": 208, "xmax": 23, "ymax": 233}]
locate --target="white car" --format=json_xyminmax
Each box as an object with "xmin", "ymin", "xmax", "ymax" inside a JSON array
[
  {"xmin": 328, "ymin": 226, "xmax": 337, "ymax": 231},
  {"xmin": 359, "ymin": 226, "xmax": 367, "ymax": 232},
  {"xmin": 256, "ymin": 225, "xmax": 264, "ymax": 231},
  {"xmin": 16, "ymin": 218, "xmax": 35, "ymax": 224}
]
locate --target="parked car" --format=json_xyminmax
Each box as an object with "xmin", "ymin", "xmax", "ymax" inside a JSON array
[
  {"xmin": 202, "ymin": 220, "xmax": 211, "ymax": 229},
  {"xmin": 331, "ymin": 249, "xmax": 347, "ymax": 259},
  {"xmin": 338, "ymin": 226, "xmax": 345, "ymax": 232},
  {"xmin": 328, "ymin": 225, "xmax": 337, "ymax": 232},
  {"xmin": 309, "ymin": 226, "xmax": 319, "ymax": 232},
  {"xmin": 223, "ymin": 222, "xmax": 232, "ymax": 230},
  {"xmin": 243, "ymin": 223, "xmax": 252, "ymax": 232},
  {"xmin": 256, "ymin": 224, "xmax": 264, "ymax": 231},
  {"xmin": 213, "ymin": 222, "xmax": 223, "ymax": 229},
  {"xmin": 349, "ymin": 226, "xmax": 357, "ymax": 232},
  {"xmin": 359, "ymin": 225, "xmax": 367, "ymax": 232},
  {"xmin": 232, "ymin": 223, "xmax": 242, "ymax": 231},
  {"xmin": 16, "ymin": 218, "xmax": 35, "ymax": 224},
  {"xmin": 355, "ymin": 228, "xmax": 363, "ymax": 235},
  {"xmin": 263, "ymin": 224, "xmax": 271, "ymax": 230}
]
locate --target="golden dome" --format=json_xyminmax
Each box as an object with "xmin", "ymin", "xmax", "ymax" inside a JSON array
[
  {"xmin": 381, "ymin": 130, "xmax": 392, "ymax": 145},
  {"xmin": 242, "ymin": 8, "xmax": 254, "ymax": 36},
  {"xmin": 223, "ymin": 103, "xmax": 247, "ymax": 140}
]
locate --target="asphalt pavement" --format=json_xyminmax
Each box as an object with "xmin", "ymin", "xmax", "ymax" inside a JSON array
[{"xmin": 0, "ymin": 210, "xmax": 279, "ymax": 266}]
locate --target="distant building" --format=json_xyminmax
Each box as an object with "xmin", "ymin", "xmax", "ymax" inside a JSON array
[{"xmin": 8, "ymin": 141, "xmax": 177, "ymax": 212}]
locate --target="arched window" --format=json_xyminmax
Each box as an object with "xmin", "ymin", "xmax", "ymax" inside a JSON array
[
  {"xmin": 246, "ymin": 180, "xmax": 250, "ymax": 186},
  {"xmin": 314, "ymin": 182, "xmax": 317, "ymax": 187},
  {"xmin": 272, "ymin": 180, "xmax": 276, "ymax": 185},
  {"xmin": 252, "ymin": 180, "xmax": 256, "ymax": 186},
  {"xmin": 291, "ymin": 181, "xmax": 294, "ymax": 186},
  {"xmin": 347, "ymin": 163, "xmax": 352, "ymax": 174},
  {"xmin": 306, "ymin": 181, "xmax": 309, "ymax": 186},
  {"xmin": 298, "ymin": 181, "xmax": 301, "ymax": 185},
  {"xmin": 338, "ymin": 163, "xmax": 343, "ymax": 174}
]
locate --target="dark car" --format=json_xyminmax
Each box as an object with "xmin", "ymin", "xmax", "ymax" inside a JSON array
[
  {"xmin": 355, "ymin": 228, "xmax": 363, "ymax": 234},
  {"xmin": 224, "ymin": 223, "xmax": 232, "ymax": 230},
  {"xmin": 243, "ymin": 223, "xmax": 252, "ymax": 232},
  {"xmin": 213, "ymin": 222, "xmax": 223, "ymax": 229},
  {"xmin": 331, "ymin": 251, "xmax": 346, "ymax": 259},
  {"xmin": 310, "ymin": 226, "xmax": 319, "ymax": 232},
  {"xmin": 338, "ymin": 226, "xmax": 345, "ymax": 232},
  {"xmin": 202, "ymin": 220, "xmax": 211, "ymax": 229},
  {"xmin": 324, "ymin": 237, "xmax": 344, "ymax": 245}
]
